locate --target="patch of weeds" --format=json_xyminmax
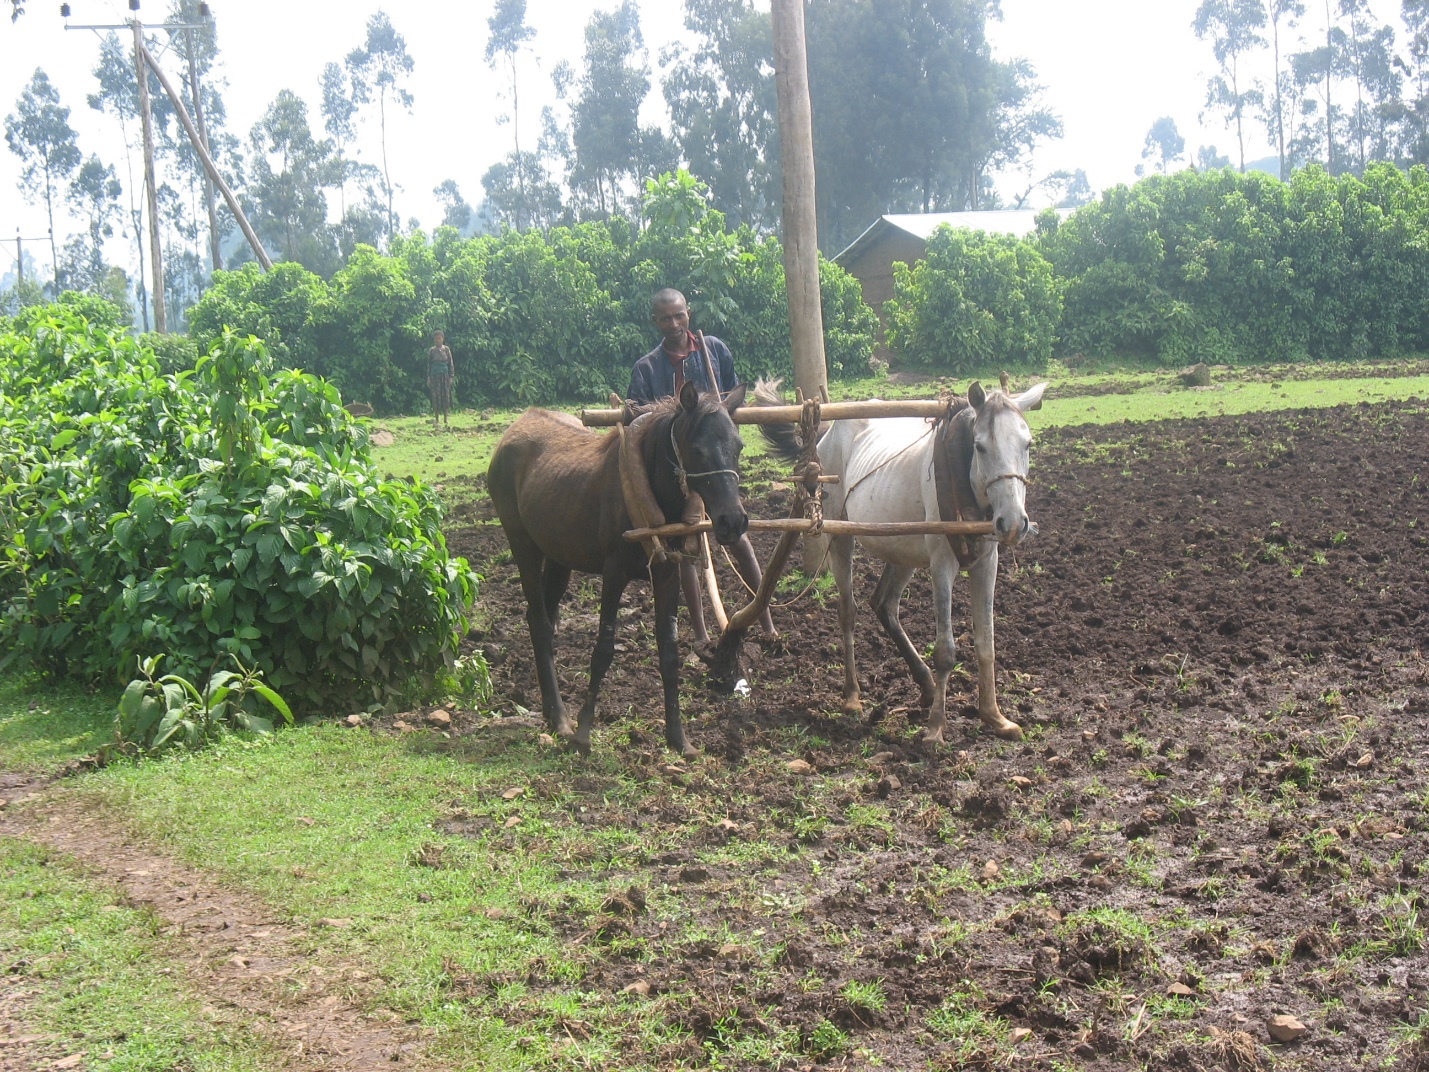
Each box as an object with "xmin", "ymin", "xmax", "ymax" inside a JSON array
[
  {"xmin": 774, "ymin": 567, "xmax": 837, "ymax": 605},
  {"xmin": 844, "ymin": 802, "xmax": 896, "ymax": 844},
  {"xmin": 840, "ymin": 978, "xmax": 888, "ymax": 1014},
  {"xmin": 804, "ymin": 1018, "xmax": 851, "ymax": 1060},
  {"xmin": 701, "ymin": 1008, "xmax": 799, "ymax": 1070},
  {"xmin": 1350, "ymin": 894, "xmax": 1424, "ymax": 961},
  {"xmin": 1059, "ymin": 906, "xmax": 1158, "ymax": 974},
  {"xmin": 925, "ymin": 988, "xmax": 1005, "ymax": 1061}
]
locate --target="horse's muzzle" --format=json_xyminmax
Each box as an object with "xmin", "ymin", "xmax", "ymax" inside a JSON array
[
  {"xmin": 996, "ymin": 514, "xmax": 1035, "ymax": 547},
  {"xmin": 713, "ymin": 511, "xmax": 749, "ymax": 546}
]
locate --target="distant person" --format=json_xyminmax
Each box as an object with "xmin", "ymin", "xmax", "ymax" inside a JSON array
[
  {"xmin": 427, "ymin": 329, "xmax": 454, "ymax": 428},
  {"xmin": 629, "ymin": 288, "xmax": 776, "ymax": 643}
]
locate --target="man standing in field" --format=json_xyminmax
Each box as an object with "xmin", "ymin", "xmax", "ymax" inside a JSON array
[
  {"xmin": 629, "ymin": 288, "xmax": 776, "ymax": 643},
  {"xmin": 428, "ymin": 330, "xmax": 454, "ymax": 429}
]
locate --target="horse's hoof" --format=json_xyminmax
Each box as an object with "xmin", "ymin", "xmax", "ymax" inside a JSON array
[
  {"xmin": 669, "ymin": 738, "xmax": 698, "ymax": 758},
  {"xmin": 922, "ymin": 728, "xmax": 946, "ymax": 745},
  {"xmin": 841, "ymin": 698, "xmax": 863, "ymax": 717},
  {"xmin": 984, "ymin": 717, "xmax": 1023, "ymax": 741}
]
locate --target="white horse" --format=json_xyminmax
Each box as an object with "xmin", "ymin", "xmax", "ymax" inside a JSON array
[{"xmin": 758, "ymin": 380, "xmax": 1048, "ymax": 743}]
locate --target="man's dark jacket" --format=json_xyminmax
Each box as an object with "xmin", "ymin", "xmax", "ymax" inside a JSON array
[{"xmin": 627, "ymin": 334, "xmax": 737, "ymax": 403}]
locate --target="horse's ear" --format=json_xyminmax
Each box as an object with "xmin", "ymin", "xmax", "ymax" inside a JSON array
[
  {"xmin": 679, "ymin": 379, "xmax": 701, "ymax": 413},
  {"xmin": 968, "ymin": 381, "xmax": 986, "ymax": 409},
  {"xmin": 1012, "ymin": 382, "xmax": 1049, "ymax": 412},
  {"xmin": 723, "ymin": 382, "xmax": 748, "ymax": 413}
]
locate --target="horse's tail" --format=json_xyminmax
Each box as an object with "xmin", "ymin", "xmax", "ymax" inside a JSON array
[{"xmin": 753, "ymin": 377, "xmax": 807, "ymax": 464}]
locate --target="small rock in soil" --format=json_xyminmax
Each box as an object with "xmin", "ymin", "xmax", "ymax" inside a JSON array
[
  {"xmin": 786, "ymin": 759, "xmax": 814, "ymax": 775},
  {"xmin": 1008, "ymin": 1027, "xmax": 1032, "ymax": 1045},
  {"xmin": 1266, "ymin": 1014, "xmax": 1308, "ymax": 1043},
  {"xmin": 427, "ymin": 710, "xmax": 452, "ymax": 727}
]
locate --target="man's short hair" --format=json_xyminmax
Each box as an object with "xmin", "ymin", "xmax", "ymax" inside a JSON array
[{"xmin": 651, "ymin": 287, "xmax": 687, "ymax": 313}]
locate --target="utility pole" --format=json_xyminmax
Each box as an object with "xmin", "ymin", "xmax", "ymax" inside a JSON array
[
  {"xmin": 770, "ymin": 0, "xmax": 828, "ymax": 404},
  {"xmin": 184, "ymin": 25, "xmax": 221, "ymax": 271},
  {"xmin": 137, "ymin": 40, "xmax": 271, "ymax": 270},
  {"xmin": 132, "ymin": 14, "xmax": 165, "ymax": 333},
  {"xmin": 9, "ymin": 230, "xmax": 51, "ymax": 289},
  {"xmin": 63, "ymin": 1, "xmax": 212, "ymax": 331},
  {"xmin": 64, "ymin": 2, "xmax": 269, "ymax": 303}
]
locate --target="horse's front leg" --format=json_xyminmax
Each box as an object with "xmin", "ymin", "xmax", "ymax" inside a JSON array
[
  {"xmin": 968, "ymin": 550, "xmax": 1022, "ymax": 741},
  {"xmin": 829, "ymin": 535, "xmax": 862, "ymax": 715},
  {"xmin": 924, "ymin": 546, "xmax": 958, "ymax": 745},
  {"xmin": 571, "ymin": 565, "xmax": 630, "ymax": 756},
  {"xmin": 652, "ymin": 560, "xmax": 697, "ymax": 757},
  {"xmin": 509, "ymin": 536, "xmax": 570, "ymax": 738}
]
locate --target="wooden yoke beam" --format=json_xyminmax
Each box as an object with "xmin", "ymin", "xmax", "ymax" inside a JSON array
[{"xmin": 582, "ymin": 398, "xmax": 953, "ymax": 427}]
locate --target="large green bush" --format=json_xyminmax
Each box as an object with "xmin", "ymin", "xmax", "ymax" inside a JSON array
[
  {"xmin": 182, "ymin": 171, "xmax": 880, "ymax": 411},
  {"xmin": 884, "ymin": 226, "xmax": 1061, "ymax": 372},
  {"xmin": 1040, "ymin": 163, "xmax": 1429, "ymax": 364},
  {"xmin": 0, "ymin": 311, "xmax": 476, "ymax": 714}
]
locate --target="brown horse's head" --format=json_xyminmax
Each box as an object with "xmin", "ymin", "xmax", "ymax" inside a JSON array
[{"xmin": 664, "ymin": 380, "xmax": 750, "ymax": 546}]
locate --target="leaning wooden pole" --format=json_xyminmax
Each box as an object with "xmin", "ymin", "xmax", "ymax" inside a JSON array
[
  {"xmin": 771, "ymin": 0, "xmax": 828, "ymax": 403},
  {"xmin": 133, "ymin": 18, "xmax": 166, "ymax": 333},
  {"xmin": 139, "ymin": 41, "xmax": 273, "ymax": 271}
]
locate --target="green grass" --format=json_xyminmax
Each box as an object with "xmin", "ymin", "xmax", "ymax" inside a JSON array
[
  {"xmin": 1027, "ymin": 372, "xmax": 1429, "ymax": 429},
  {"xmin": 51, "ymin": 722, "xmax": 718, "ymax": 1068},
  {"xmin": 0, "ymin": 837, "xmax": 278, "ymax": 1071},
  {"xmin": 0, "ymin": 674, "xmax": 113, "ymax": 770}
]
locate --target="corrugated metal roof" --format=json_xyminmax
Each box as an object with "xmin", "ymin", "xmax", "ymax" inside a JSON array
[{"xmin": 833, "ymin": 208, "xmax": 1072, "ymax": 266}]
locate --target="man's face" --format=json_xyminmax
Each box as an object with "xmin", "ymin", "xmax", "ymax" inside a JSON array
[{"xmin": 652, "ymin": 299, "xmax": 690, "ymax": 346}]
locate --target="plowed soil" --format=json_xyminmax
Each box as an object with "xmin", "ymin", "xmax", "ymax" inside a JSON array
[{"xmin": 447, "ymin": 399, "xmax": 1429, "ymax": 1070}]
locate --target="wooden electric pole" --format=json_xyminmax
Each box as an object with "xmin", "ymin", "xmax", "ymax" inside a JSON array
[
  {"xmin": 139, "ymin": 41, "xmax": 271, "ymax": 270},
  {"xmin": 184, "ymin": 28, "xmax": 221, "ymax": 272},
  {"xmin": 132, "ymin": 16, "xmax": 166, "ymax": 333},
  {"xmin": 771, "ymin": 0, "xmax": 828, "ymax": 403}
]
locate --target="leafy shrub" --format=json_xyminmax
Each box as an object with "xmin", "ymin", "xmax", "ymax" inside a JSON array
[
  {"xmin": 113, "ymin": 655, "xmax": 292, "ymax": 755},
  {"xmin": 885, "ymin": 226, "xmax": 1061, "ymax": 372},
  {"xmin": 1041, "ymin": 163, "xmax": 1429, "ymax": 363},
  {"xmin": 0, "ymin": 311, "xmax": 476, "ymax": 715},
  {"xmin": 137, "ymin": 331, "xmax": 201, "ymax": 375},
  {"xmin": 7, "ymin": 290, "xmax": 129, "ymax": 335},
  {"xmin": 181, "ymin": 171, "xmax": 880, "ymax": 412},
  {"xmin": 187, "ymin": 261, "xmax": 329, "ymax": 368}
]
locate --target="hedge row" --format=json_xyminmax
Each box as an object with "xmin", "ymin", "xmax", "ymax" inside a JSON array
[
  {"xmin": 889, "ymin": 163, "xmax": 1429, "ymax": 373},
  {"xmin": 186, "ymin": 173, "xmax": 880, "ymax": 413}
]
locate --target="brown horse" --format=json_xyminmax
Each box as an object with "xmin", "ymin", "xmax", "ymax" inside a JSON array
[{"xmin": 487, "ymin": 381, "xmax": 750, "ymax": 756}]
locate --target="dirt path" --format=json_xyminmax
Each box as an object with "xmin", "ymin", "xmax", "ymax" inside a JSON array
[{"xmin": 0, "ymin": 777, "xmax": 445, "ymax": 1071}]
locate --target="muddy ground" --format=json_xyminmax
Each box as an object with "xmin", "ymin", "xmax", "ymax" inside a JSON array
[{"xmin": 447, "ymin": 399, "xmax": 1429, "ymax": 1071}]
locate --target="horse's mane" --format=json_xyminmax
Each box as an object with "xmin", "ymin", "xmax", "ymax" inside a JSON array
[{"xmin": 626, "ymin": 389, "xmax": 728, "ymax": 427}]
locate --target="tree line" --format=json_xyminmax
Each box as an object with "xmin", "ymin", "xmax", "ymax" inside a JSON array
[
  {"xmin": 1189, "ymin": 0, "xmax": 1429, "ymax": 178},
  {"xmin": 889, "ymin": 162, "xmax": 1429, "ymax": 372},
  {"xmin": 181, "ymin": 170, "xmax": 878, "ymax": 413},
  {"xmin": 4, "ymin": 0, "xmax": 1061, "ymax": 327}
]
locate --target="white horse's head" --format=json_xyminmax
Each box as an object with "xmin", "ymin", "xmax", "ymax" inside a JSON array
[{"xmin": 967, "ymin": 380, "xmax": 1048, "ymax": 547}]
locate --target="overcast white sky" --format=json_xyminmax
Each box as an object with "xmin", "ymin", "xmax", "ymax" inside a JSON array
[{"xmin": 0, "ymin": 0, "xmax": 1409, "ymax": 279}]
